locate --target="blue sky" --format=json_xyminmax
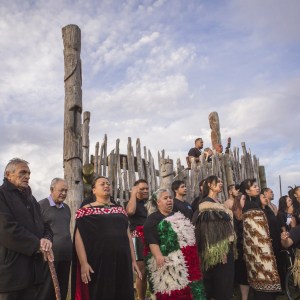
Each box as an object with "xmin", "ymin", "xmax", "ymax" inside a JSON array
[{"xmin": 0, "ymin": 0, "xmax": 299, "ymax": 202}]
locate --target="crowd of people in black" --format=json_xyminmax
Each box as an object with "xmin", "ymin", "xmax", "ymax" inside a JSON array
[{"xmin": 1, "ymin": 157, "xmax": 300, "ymax": 300}]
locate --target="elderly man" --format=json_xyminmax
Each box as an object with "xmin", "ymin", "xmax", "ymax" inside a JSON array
[
  {"xmin": 39, "ymin": 178, "xmax": 72, "ymax": 300},
  {"xmin": 0, "ymin": 158, "xmax": 53, "ymax": 300}
]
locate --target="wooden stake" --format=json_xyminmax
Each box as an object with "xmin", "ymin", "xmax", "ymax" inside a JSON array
[{"xmin": 62, "ymin": 24, "xmax": 83, "ymax": 233}]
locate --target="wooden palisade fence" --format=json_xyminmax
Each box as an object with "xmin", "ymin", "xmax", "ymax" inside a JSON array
[{"xmin": 62, "ymin": 25, "xmax": 267, "ymax": 232}]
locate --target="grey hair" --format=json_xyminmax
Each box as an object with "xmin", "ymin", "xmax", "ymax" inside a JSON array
[
  {"xmin": 4, "ymin": 158, "xmax": 29, "ymax": 177},
  {"xmin": 145, "ymin": 188, "xmax": 172, "ymax": 215},
  {"xmin": 50, "ymin": 178, "xmax": 65, "ymax": 190}
]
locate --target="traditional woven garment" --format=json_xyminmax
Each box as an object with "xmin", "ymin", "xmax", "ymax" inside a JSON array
[
  {"xmin": 243, "ymin": 209, "xmax": 281, "ymax": 292},
  {"xmin": 292, "ymin": 248, "xmax": 300, "ymax": 287},
  {"xmin": 194, "ymin": 201, "xmax": 235, "ymax": 271},
  {"xmin": 144, "ymin": 212, "xmax": 205, "ymax": 300}
]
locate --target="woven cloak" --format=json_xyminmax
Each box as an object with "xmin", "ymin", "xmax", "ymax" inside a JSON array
[{"xmin": 243, "ymin": 209, "xmax": 281, "ymax": 292}]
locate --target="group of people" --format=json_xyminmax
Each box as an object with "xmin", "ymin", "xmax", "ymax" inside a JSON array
[{"xmin": 1, "ymin": 157, "xmax": 300, "ymax": 300}]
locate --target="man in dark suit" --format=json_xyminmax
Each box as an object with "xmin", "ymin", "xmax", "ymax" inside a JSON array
[{"xmin": 0, "ymin": 158, "xmax": 53, "ymax": 300}]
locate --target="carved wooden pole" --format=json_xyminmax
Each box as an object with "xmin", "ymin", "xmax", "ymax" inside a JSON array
[
  {"xmin": 259, "ymin": 166, "xmax": 267, "ymax": 189},
  {"xmin": 62, "ymin": 24, "xmax": 83, "ymax": 233},
  {"xmin": 136, "ymin": 138, "xmax": 145, "ymax": 179},
  {"xmin": 82, "ymin": 111, "xmax": 90, "ymax": 165},
  {"xmin": 94, "ymin": 142, "xmax": 99, "ymax": 175},
  {"xmin": 209, "ymin": 112, "xmax": 222, "ymax": 150},
  {"xmin": 159, "ymin": 158, "xmax": 174, "ymax": 190}
]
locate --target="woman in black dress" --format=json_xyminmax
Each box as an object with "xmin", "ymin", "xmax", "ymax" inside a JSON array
[
  {"xmin": 277, "ymin": 195, "xmax": 293, "ymax": 232},
  {"xmin": 72, "ymin": 176, "xmax": 141, "ymax": 300},
  {"xmin": 232, "ymin": 194, "xmax": 250, "ymax": 300}
]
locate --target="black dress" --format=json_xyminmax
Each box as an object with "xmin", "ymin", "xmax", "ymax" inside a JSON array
[
  {"xmin": 71, "ymin": 205, "xmax": 134, "ymax": 300},
  {"xmin": 234, "ymin": 216, "xmax": 248, "ymax": 285}
]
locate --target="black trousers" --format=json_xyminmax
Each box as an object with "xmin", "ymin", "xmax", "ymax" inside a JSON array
[
  {"xmin": 37, "ymin": 260, "xmax": 71, "ymax": 300},
  {"xmin": 203, "ymin": 248, "xmax": 235, "ymax": 300},
  {"xmin": 0, "ymin": 286, "xmax": 37, "ymax": 300}
]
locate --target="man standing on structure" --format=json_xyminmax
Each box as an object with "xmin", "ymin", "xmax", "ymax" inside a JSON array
[
  {"xmin": 0, "ymin": 158, "xmax": 53, "ymax": 300},
  {"xmin": 188, "ymin": 138, "xmax": 204, "ymax": 164},
  {"xmin": 39, "ymin": 178, "xmax": 72, "ymax": 300},
  {"xmin": 125, "ymin": 179, "xmax": 149, "ymax": 300}
]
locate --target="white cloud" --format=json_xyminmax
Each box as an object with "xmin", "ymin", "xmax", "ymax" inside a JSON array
[{"xmin": 0, "ymin": 0, "xmax": 299, "ymax": 201}]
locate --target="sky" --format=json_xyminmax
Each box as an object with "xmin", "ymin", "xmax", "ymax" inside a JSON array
[{"xmin": 0, "ymin": 0, "xmax": 299, "ymax": 202}]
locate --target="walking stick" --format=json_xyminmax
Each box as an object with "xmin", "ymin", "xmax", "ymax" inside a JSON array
[{"xmin": 46, "ymin": 251, "xmax": 61, "ymax": 300}]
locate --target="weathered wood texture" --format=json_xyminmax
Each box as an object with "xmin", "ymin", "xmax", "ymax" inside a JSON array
[
  {"xmin": 62, "ymin": 24, "xmax": 83, "ymax": 232},
  {"xmin": 209, "ymin": 111, "xmax": 222, "ymax": 150},
  {"xmin": 87, "ymin": 132, "xmax": 265, "ymax": 204},
  {"xmin": 82, "ymin": 111, "xmax": 90, "ymax": 165}
]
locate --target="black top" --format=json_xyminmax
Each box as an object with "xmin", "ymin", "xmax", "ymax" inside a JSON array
[
  {"xmin": 262, "ymin": 206, "xmax": 281, "ymax": 251},
  {"xmin": 173, "ymin": 198, "xmax": 193, "ymax": 220},
  {"xmin": 234, "ymin": 216, "xmax": 244, "ymax": 257},
  {"xmin": 124, "ymin": 199, "xmax": 147, "ymax": 231},
  {"xmin": 242, "ymin": 195, "xmax": 261, "ymax": 212},
  {"xmin": 191, "ymin": 195, "xmax": 202, "ymax": 212},
  {"xmin": 277, "ymin": 210, "xmax": 292, "ymax": 232},
  {"xmin": 144, "ymin": 211, "xmax": 173, "ymax": 245},
  {"xmin": 188, "ymin": 147, "xmax": 201, "ymax": 158},
  {"xmin": 289, "ymin": 225, "xmax": 300, "ymax": 249}
]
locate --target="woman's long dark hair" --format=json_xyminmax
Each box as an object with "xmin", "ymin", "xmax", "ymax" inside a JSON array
[
  {"xmin": 288, "ymin": 186, "xmax": 300, "ymax": 208},
  {"xmin": 278, "ymin": 195, "xmax": 288, "ymax": 213},
  {"xmin": 239, "ymin": 178, "xmax": 257, "ymax": 196},
  {"xmin": 202, "ymin": 175, "xmax": 218, "ymax": 199}
]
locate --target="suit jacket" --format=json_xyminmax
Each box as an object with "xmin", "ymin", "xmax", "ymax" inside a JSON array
[{"xmin": 0, "ymin": 179, "xmax": 52, "ymax": 292}]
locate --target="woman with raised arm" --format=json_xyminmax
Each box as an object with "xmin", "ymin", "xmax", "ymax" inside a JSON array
[
  {"xmin": 193, "ymin": 175, "xmax": 235, "ymax": 300},
  {"xmin": 71, "ymin": 176, "xmax": 141, "ymax": 300},
  {"xmin": 143, "ymin": 189, "xmax": 205, "ymax": 299}
]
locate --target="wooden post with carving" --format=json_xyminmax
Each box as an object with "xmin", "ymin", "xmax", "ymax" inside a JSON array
[
  {"xmin": 159, "ymin": 158, "xmax": 174, "ymax": 190},
  {"xmin": 62, "ymin": 24, "xmax": 83, "ymax": 233},
  {"xmin": 82, "ymin": 111, "xmax": 90, "ymax": 165},
  {"xmin": 209, "ymin": 112, "xmax": 222, "ymax": 150}
]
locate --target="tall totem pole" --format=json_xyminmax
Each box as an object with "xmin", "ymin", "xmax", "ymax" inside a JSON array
[{"xmin": 62, "ymin": 24, "xmax": 83, "ymax": 232}]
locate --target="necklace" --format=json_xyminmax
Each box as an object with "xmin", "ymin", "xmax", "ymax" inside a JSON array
[{"xmin": 95, "ymin": 201, "xmax": 111, "ymax": 207}]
